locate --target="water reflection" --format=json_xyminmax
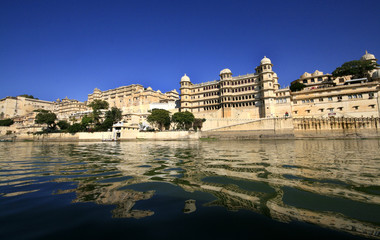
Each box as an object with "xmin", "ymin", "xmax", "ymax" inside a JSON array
[{"xmin": 0, "ymin": 140, "xmax": 380, "ymax": 239}]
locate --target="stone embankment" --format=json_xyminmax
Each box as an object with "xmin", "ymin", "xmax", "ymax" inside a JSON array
[
  {"xmin": 1, "ymin": 117, "xmax": 379, "ymax": 141},
  {"xmin": 293, "ymin": 117, "xmax": 380, "ymax": 138}
]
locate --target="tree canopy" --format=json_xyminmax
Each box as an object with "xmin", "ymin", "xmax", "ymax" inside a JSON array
[
  {"xmin": 88, "ymin": 100, "xmax": 109, "ymax": 124},
  {"xmin": 35, "ymin": 111, "xmax": 57, "ymax": 129},
  {"xmin": 332, "ymin": 60, "xmax": 378, "ymax": 79},
  {"xmin": 18, "ymin": 94, "xmax": 38, "ymax": 99},
  {"xmin": 0, "ymin": 119, "xmax": 14, "ymax": 126},
  {"xmin": 88, "ymin": 99, "xmax": 109, "ymax": 110},
  {"xmin": 172, "ymin": 111, "xmax": 195, "ymax": 130},
  {"xmin": 289, "ymin": 82, "xmax": 306, "ymax": 92},
  {"xmin": 147, "ymin": 109, "xmax": 171, "ymax": 131},
  {"xmin": 193, "ymin": 118, "xmax": 206, "ymax": 131},
  {"xmin": 57, "ymin": 120, "xmax": 69, "ymax": 130},
  {"xmin": 105, "ymin": 107, "xmax": 123, "ymax": 123}
]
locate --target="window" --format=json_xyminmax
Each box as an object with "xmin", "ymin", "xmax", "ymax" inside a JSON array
[
  {"xmin": 353, "ymin": 106, "xmax": 359, "ymax": 110},
  {"xmin": 358, "ymin": 94, "xmax": 363, "ymax": 98},
  {"xmin": 328, "ymin": 108, "xmax": 334, "ymax": 112},
  {"xmin": 310, "ymin": 78, "xmax": 315, "ymax": 83},
  {"xmin": 319, "ymin": 109, "xmax": 324, "ymax": 112},
  {"xmin": 293, "ymin": 101, "xmax": 297, "ymax": 104},
  {"xmin": 303, "ymin": 80, "xmax": 307, "ymax": 83},
  {"xmin": 369, "ymin": 105, "xmax": 375, "ymax": 109},
  {"xmin": 348, "ymin": 95, "xmax": 352, "ymax": 99},
  {"xmin": 328, "ymin": 97, "xmax": 333, "ymax": 101},
  {"xmin": 338, "ymin": 107, "xmax": 343, "ymax": 111},
  {"xmin": 294, "ymin": 111, "xmax": 298, "ymax": 114},
  {"xmin": 319, "ymin": 98, "xmax": 324, "ymax": 102},
  {"xmin": 306, "ymin": 110, "xmax": 310, "ymax": 113},
  {"xmin": 337, "ymin": 96, "xmax": 342, "ymax": 101},
  {"xmin": 339, "ymin": 78, "xmax": 344, "ymax": 83},
  {"xmin": 369, "ymin": 93, "xmax": 374, "ymax": 99},
  {"xmin": 318, "ymin": 77, "xmax": 323, "ymax": 82}
]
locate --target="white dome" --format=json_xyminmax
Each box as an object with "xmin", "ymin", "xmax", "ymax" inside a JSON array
[
  {"xmin": 180, "ymin": 74, "xmax": 190, "ymax": 82},
  {"xmin": 372, "ymin": 69, "xmax": 380, "ymax": 79},
  {"xmin": 361, "ymin": 50, "xmax": 376, "ymax": 61},
  {"xmin": 147, "ymin": 86, "xmax": 152, "ymax": 90},
  {"xmin": 157, "ymin": 90, "xmax": 161, "ymax": 93},
  {"xmin": 220, "ymin": 68, "xmax": 232, "ymax": 75},
  {"xmin": 260, "ymin": 56, "xmax": 271, "ymax": 65},
  {"xmin": 273, "ymin": 73, "xmax": 278, "ymax": 78}
]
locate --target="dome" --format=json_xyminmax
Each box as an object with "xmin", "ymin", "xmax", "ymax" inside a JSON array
[
  {"xmin": 147, "ymin": 86, "xmax": 152, "ymax": 91},
  {"xmin": 220, "ymin": 68, "xmax": 232, "ymax": 75},
  {"xmin": 361, "ymin": 50, "xmax": 376, "ymax": 61},
  {"xmin": 273, "ymin": 73, "xmax": 278, "ymax": 78},
  {"xmin": 157, "ymin": 90, "xmax": 162, "ymax": 93},
  {"xmin": 260, "ymin": 56, "xmax": 271, "ymax": 65},
  {"xmin": 180, "ymin": 74, "xmax": 190, "ymax": 82},
  {"xmin": 372, "ymin": 69, "xmax": 380, "ymax": 79}
]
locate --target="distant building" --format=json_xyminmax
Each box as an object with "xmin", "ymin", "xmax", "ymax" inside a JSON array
[
  {"xmin": 54, "ymin": 97, "xmax": 88, "ymax": 120},
  {"xmin": 88, "ymin": 84, "xmax": 179, "ymax": 115},
  {"xmin": 179, "ymin": 56, "xmax": 291, "ymax": 119},
  {"xmin": 0, "ymin": 96, "xmax": 54, "ymax": 119},
  {"xmin": 180, "ymin": 51, "xmax": 380, "ymax": 120},
  {"xmin": 291, "ymin": 51, "xmax": 380, "ymax": 118}
]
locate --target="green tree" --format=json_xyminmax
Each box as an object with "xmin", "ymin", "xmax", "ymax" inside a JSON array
[
  {"xmin": 18, "ymin": 94, "xmax": 38, "ymax": 99},
  {"xmin": 0, "ymin": 118, "xmax": 14, "ymax": 126},
  {"xmin": 35, "ymin": 111, "xmax": 57, "ymax": 129},
  {"xmin": 68, "ymin": 123, "xmax": 83, "ymax": 134},
  {"xmin": 332, "ymin": 60, "xmax": 378, "ymax": 79},
  {"xmin": 193, "ymin": 118, "xmax": 206, "ymax": 131},
  {"xmin": 147, "ymin": 109, "xmax": 171, "ymax": 131},
  {"xmin": 57, "ymin": 120, "xmax": 69, "ymax": 130},
  {"xmin": 172, "ymin": 111, "xmax": 195, "ymax": 130},
  {"xmin": 95, "ymin": 118, "xmax": 113, "ymax": 132},
  {"xmin": 289, "ymin": 82, "xmax": 306, "ymax": 92},
  {"xmin": 88, "ymin": 100, "xmax": 109, "ymax": 124},
  {"xmin": 81, "ymin": 115, "xmax": 93, "ymax": 130},
  {"xmin": 105, "ymin": 107, "xmax": 122, "ymax": 123}
]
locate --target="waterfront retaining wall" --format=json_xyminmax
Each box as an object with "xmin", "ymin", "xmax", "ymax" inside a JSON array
[{"xmin": 293, "ymin": 117, "xmax": 380, "ymax": 138}]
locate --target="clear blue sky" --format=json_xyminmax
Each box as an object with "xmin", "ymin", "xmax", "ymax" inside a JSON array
[{"xmin": 1, "ymin": 0, "xmax": 379, "ymax": 102}]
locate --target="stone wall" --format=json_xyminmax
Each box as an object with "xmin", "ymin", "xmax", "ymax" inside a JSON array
[
  {"xmin": 293, "ymin": 117, "xmax": 380, "ymax": 138},
  {"xmin": 12, "ymin": 131, "xmax": 200, "ymax": 141},
  {"xmin": 202, "ymin": 118, "xmax": 294, "ymax": 139}
]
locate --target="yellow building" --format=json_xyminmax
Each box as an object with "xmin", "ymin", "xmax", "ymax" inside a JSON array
[
  {"xmin": 180, "ymin": 52, "xmax": 380, "ymax": 121},
  {"xmin": 291, "ymin": 51, "xmax": 380, "ymax": 118},
  {"xmin": 180, "ymin": 56, "xmax": 291, "ymax": 119},
  {"xmin": 0, "ymin": 96, "xmax": 55, "ymax": 119},
  {"xmin": 54, "ymin": 97, "xmax": 89, "ymax": 120},
  {"xmin": 88, "ymin": 84, "xmax": 179, "ymax": 115}
]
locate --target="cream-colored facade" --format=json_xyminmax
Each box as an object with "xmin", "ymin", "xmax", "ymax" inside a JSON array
[
  {"xmin": 88, "ymin": 84, "xmax": 179, "ymax": 115},
  {"xmin": 291, "ymin": 51, "xmax": 380, "ymax": 118},
  {"xmin": 54, "ymin": 97, "xmax": 88, "ymax": 120},
  {"xmin": 180, "ymin": 57, "xmax": 292, "ymax": 119},
  {"xmin": 180, "ymin": 52, "xmax": 380, "ymax": 120},
  {"xmin": 0, "ymin": 96, "xmax": 55, "ymax": 119}
]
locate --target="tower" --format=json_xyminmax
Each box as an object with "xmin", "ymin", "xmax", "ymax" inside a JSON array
[
  {"xmin": 256, "ymin": 56, "xmax": 277, "ymax": 118},
  {"xmin": 179, "ymin": 74, "xmax": 191, "ymax": 112},
  {"xmin": 219, "ymin": 68, "xmax": 233, "ymax": 117}
]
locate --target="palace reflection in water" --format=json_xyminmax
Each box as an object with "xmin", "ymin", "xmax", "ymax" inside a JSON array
[{"xmin": 0, "ymin": 140, "xmax": 379, "ymax": 239}]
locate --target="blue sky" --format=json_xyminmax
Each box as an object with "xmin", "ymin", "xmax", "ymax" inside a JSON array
[{"xmin": 1, "ymin": 0, "xmax": 379, "ymax": 102}]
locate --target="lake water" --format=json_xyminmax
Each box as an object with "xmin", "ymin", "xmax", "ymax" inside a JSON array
[{"xmin": 0, "ymin": 140, "xmax": 379, "ymax": 240}]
